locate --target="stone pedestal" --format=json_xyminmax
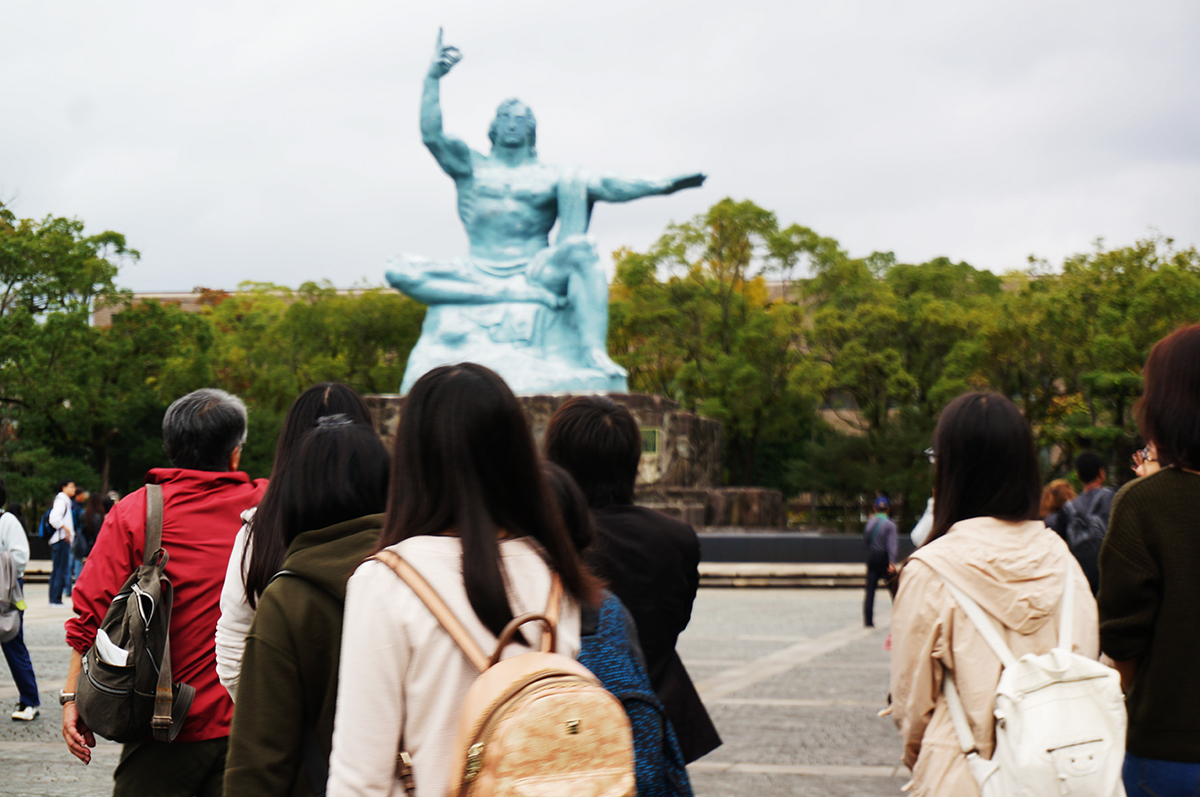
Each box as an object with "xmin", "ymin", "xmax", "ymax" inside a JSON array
[{"xmin": 365, "ymin": 392, "xmax": 784, "ymax": 527}]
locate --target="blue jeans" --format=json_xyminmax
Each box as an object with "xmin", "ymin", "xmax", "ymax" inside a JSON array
[
  {"xmin": 1, "ymin": 580, "xmax": 40, "ymax": 707},
  {"xmin": 48, "ymin": 539, "xmax": 71, "ymax": 604},
  {"xmin": 1125, "ymin": 753, "xmax": 1200, "ymax": 797},
  {"xmin": 68, "ymin": 552, "xmax": 83, "ymax": 591}
]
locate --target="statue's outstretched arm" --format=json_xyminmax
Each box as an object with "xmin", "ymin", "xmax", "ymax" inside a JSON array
[
  {"xmin": 587, "ymin": 172, "xmax": 706, "ymax": 203},
  {"xmin": 421, "ymin": 29, "xmax": 472, "ymax": 180}
]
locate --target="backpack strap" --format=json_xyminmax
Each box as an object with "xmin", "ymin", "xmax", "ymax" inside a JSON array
[
  {"xmin": 864, "ymin": 517, "xmax": 880, "ymax": 546},
  {"xmin": 372, "ymin": 550, "xmax": 491, "ymax": 672},
  {"xmin": 144, "ymin": 484, "xmax": 193, "ymax": 742},
  {"xmin": 144, "ymin": 484, "xmax": 164, "ymax": 565},
  {"xmin": 1057, "ymin": 564, "xmax": 1074, "ymax": 651},
  {"xmin": 941, "ymin": 668, "xmax": 979, "ymax": 755},
  {"xmin": 933, "ymin": 572, "xmax": 1019, "ymax": 668},
  {"xmin": 542, "ymin": 573, "xmax": 563, "ymax": 653}
]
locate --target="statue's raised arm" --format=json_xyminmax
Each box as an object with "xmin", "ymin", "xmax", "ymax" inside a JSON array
[{"xmin": 420, "ymin": 29, "xmax": 473, "ymax": 180}]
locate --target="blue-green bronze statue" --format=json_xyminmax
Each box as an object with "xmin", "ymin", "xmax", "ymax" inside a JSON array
[{"xmin": 387, "ymin": 30, "xmax": 706, "ymax": 394}]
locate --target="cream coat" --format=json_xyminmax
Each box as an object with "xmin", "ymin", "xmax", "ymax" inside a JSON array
[{"xmin": 890, "ymin": 517, "xmax": 1099, "ymax": 796}]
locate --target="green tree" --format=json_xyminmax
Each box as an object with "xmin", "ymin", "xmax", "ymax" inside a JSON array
[
  {"xmin": 609, "ymin": 198, "xmax": 818, "ymax": 486},
  {"xmin": 0, "ymin": 203, "xmax": 138, "ymax": 501}
]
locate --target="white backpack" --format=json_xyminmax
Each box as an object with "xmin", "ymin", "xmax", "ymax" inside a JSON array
[{"xmin": 932, "ymin": 564, "xmax": 1126, "ymax": 797}]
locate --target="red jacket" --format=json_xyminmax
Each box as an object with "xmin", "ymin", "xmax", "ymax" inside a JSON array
[{"xmin": 67, "ymin": 468, "xmax": 267, "ymax": 742}]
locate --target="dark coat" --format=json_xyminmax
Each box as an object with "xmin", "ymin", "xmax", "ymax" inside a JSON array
[
  {"xmin": 587, "ymin": 504, "xmax": 721, "ymax": 763},
  {"xmin": 224, "ymin": 514, "xmax": 382, "ymax": 797}
]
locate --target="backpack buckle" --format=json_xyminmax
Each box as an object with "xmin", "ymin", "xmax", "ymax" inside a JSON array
[
  {"xmin": 396, "ymin": 751, "xmax": 416, "ymax": 796},
  {"xmin": 464, "ymin": 743, "xmax": 484, "ymax": 782}
]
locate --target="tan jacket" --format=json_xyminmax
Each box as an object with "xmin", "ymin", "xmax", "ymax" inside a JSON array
[{"xmin": 890, "ymin": 517, "xmax": 1099, "ymax": 796}]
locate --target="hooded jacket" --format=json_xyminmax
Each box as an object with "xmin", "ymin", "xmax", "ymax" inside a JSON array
[
  {"xmin": 890, "ymin": 517, "xmax": 1099, "ymax": 796},
  {"xmin": 224, "ymin": 514, "xmax": 382, "ymax": 797}
]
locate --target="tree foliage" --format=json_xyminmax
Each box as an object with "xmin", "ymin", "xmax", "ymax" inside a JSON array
[
  {"xmin": 610, "ymin": 199, "xmax": 1200, "ymax": 528},
  {"xmin": 0, "ymin": 202, "xmax": 425, "ymax": 504}
]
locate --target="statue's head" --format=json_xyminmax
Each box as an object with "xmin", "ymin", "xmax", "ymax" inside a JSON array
[{"xmin": 488, "ymin": 98, "xmax": 536, "ymax": 152}]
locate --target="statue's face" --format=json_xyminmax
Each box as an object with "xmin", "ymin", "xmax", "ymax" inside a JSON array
[{"xmin": 492, "ymin": 103, "xmax": 534, "ymax": 148}]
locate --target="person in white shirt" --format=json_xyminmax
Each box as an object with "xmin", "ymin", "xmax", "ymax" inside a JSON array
[
  {"xmin": 47, "ymin": 480, "xmax": 75, "ymax": 606},
  {"xmin": 1, "ymin": 480, "xmax": 40, "ymax": 721},
  {"xmin": 215, "ymin": 382, "xmax": 375, "ymax": 701}
]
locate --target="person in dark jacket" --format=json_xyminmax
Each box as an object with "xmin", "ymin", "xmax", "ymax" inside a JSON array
[
  {"xmin": 544, "ymin": 396, "xmax": 721, "ymax": 763},
  {"xmin": 1053, "ymin": 450, "xmax": 1115, "ymax": 595},
  {"xmin": 544, "ymin": 462, "xmax": 693, "ymax": 797},
  {"xmin": 71, "ymin": 493, "xmax": 105, "ymax": 565},
  {"xmin": 224, "ymin": 417, "xmax": 389, "ymax": 796},
  {"xmin": 863, "ymin": 496, "xmax": 897, "ymax": 628}
]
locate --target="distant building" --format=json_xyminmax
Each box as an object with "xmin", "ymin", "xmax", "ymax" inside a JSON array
[{"xmin": 91, "ymin": 288, "xmax": 371, "ymax": 328}]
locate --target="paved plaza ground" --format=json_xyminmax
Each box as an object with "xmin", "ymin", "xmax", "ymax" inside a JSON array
[{"xmin": 0, "ymin": 584, "xmax": 906, "ymax": 796}]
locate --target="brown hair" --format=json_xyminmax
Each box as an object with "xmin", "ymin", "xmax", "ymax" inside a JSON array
[
  {"xmin": 1137, "ymin": 324, "xmax": 1200, "ymax": 471},
  {"xmin": 928, "ymin": 392, "xmax": 1042, "ymax": 544},
  {"xmin": 1039, "ymin": 479, "xmax": 1076, "ymax": 518}
]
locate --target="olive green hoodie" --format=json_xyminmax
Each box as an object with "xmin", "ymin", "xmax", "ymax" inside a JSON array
[{"xmin": 224, "ymin": 514, "xmax": 383, "ymax": 797}]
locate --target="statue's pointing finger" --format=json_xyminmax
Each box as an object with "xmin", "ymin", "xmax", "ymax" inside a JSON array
[{"xmin": 431, "ymin": 28, "xmax": 462, "ymax": 77}]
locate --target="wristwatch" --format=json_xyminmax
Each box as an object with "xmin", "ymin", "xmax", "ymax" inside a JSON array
[{"xmin": 59, "ymin": 690, "xmax": 75, "ymax": 706}]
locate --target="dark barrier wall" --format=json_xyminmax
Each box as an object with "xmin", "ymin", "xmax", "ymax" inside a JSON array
[{"xmin": 699, "ymin": 532, "xmax": 916, "ymax": 564}]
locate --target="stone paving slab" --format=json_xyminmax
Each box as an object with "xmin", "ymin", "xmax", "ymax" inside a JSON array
[
  {"xmin": 0, "ymin": 586, "xmax": 121, "ymax": 795},
  {"xmin": 700, "ymin": 703, "xmax": 899, "ymax": 767},
  {"xmin": 689, "ymin": 770, "xmax": 908, "ymax": 797}
]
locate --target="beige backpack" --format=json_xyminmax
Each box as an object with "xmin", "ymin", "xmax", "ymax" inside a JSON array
[{"xmin": 374, "ymin": 550, "xmax": 635, "ymax": 797}]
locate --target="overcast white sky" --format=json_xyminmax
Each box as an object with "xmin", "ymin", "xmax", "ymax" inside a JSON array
[{"xmin": 3, "ymin": 1, "xmax": 1198, "ymax": 292}]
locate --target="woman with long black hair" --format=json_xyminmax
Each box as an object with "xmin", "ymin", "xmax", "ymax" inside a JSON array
[
  {"xmin": 890, "ymin": 392, "xmax": 1100, "ymax": 796},
  {"xmin": 327, "ymin": 364, "xmax": 601, "ymax": 797},
  {"xmin": 215, "ymin": 382, "xmax": 374, "ymax": 699}
]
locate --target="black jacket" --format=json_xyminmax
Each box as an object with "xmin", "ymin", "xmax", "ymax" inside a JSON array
[{"xmin": 586, "ymin": 504, "xmax": 721, "ymax": 762}]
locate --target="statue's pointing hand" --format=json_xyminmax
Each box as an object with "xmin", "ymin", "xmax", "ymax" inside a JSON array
[
  {"xmin": 667, "ymin": 173, "xmax": 707, "ymax": 194},
  {"xmin": 429, "ymin": 28, "xmax": 462, "ymax": 79}
]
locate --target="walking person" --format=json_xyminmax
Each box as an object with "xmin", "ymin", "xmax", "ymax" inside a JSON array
[
  {"xmin": 1, "ymin": 479, "xmax": 40, "ymax": 721},
  {"xmin": 1099, "ymin": 324, "xmax": 1200, "ymax": 796},
  {"xmin": 62, "ymin": 389, "xmax": 267, "ymax": 795},
  {"xmin": 71, "ymin": 492, "xmax": 104, "ymax": 575},
  {"xmin": 47, "ymin": 479, "xmax": 76, "ymax": 605},
  {"xmin": 890, "ymin": 392, "xmax": 1099, "ymax": 796},
  {"xmin": 327, "ymin": 364, "xmax": 601, "ymax": 797},
  {"xmin": 864, "ymin": 496, "xmax": 897, "ymax": 627},
  {"xmin": 224, "ymin": 418, "xmax": 389, "ymax": 796},
  {"xmin": 1051, "ymin": 451, "xmax": 1115, "ymax": 595},
  {"xmin": 215, "ymin": 382, "xmax": 375, "ymax": 700},
  {"xmin": 67, "ymin": 489, "xmax": 88, "ymax": 594}
]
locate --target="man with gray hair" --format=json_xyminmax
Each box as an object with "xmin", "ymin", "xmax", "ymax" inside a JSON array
[{"xmin": 61, "ymin": 389, "xmax": 267, "ymax": 794}]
